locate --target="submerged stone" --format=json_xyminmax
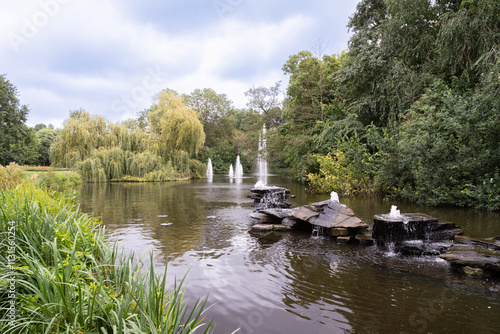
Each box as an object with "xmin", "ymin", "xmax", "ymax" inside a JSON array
[
  {"xmin": 250, "ymin": 223, "xmax": 292, "ymax": 232},
  {"xmin": 355, "ymin": 232, "xmax": 374, "ymax": 246},
  {"xmin": 330, "ymin": 228, "xmax": 353, "ymax": 237},
  {"xmin": 439, "ymin": 236, "xmax": 500, "ymax": 275},
  {"xmin": 336, "ymin": 236, "xmax": 353, "ymax": 244}
]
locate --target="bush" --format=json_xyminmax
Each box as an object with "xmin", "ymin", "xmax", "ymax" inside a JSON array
[{"xmin": 0, "ymin": 163, "xmax": 28, "ymax": 190}]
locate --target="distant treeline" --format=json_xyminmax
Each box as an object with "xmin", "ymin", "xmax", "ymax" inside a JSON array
[{"xmin": 1, "ymin": 0, "xmax": 498, "ymax": 209}]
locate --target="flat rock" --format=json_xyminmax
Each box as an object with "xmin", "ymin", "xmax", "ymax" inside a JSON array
[
  {"xmin": 290, "ymin": 206, "xmax": 320, "ymax": 221},
  {"xmin": 439, "ymin": 244, "xmax": 500, "ymax": 273},
  {"xmin": 330, "ymin": 228, "xmax": 354, "ymax": 237},
  {"xmin": 251, "ymin": 224, "xmax": 274, "ymax": 231},
  {"xmin": 249, "ymin": 212, "xmax": 277, "ymax": 223},
  {"xmin": 250, "ymin": 200, "xmax": 367, "ymax": 232},
  {"xmin": 259, "ymin": 209, "xmax": 292, "ymax": 220},
  {"xmin": 251, "ymin": 223, "xmax": 292, "ymax": 232},
  {"xmin": 355, "ymin": 232, "xmax": 374, "ymax": 246},
  {"xmin": 337, "ymin": 236, "xmax": 353, "ymax": 244},
  {"xmin": 301, "ymin": 200, "xmax": 367, "ymax": 229}
]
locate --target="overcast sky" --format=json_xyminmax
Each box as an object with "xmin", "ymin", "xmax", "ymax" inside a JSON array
[{"xmin": 1, "ymin": 0, "xmax": 360, "ymax": 128}]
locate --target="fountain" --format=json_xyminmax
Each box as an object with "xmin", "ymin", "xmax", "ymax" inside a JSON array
[
  {"xmin": 330, "ymin": 191, "xmax": 339, "ymax": 203},
  {"xmin": 256, "ymin": 124, "xmax": 268, "ymax": 184},
  {"xmin": 228, "ymin": 164, "xmax": 234, "ymax": 178},
  {"xmin": 248, "ymin": 181, "xmax": 293, "ymax": 210},
  {"xmin": 235, "ymin": 155, "xmax": 243, "ymax": 178},
  {"xmin": 373, "ymin": 206, "xmax": 462, "ymax": 255},
  {"xmin": 206, "ymin": 158, "xmax": 213, "ymax": 182}
]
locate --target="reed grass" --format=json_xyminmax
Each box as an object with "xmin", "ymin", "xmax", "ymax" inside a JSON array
[{"xmin": 0, "ymin": 184, "xmax": 222, "ymax": 333}]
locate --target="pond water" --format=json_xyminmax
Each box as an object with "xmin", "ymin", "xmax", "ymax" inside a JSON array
[{"xmin": 78, "ymin": 174, "xmax": 500, "ymax": 334}]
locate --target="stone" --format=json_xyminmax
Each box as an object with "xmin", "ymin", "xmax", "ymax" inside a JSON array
[
  {"xmin": 439, "ymin": 243, "xmax": 500, "ymax": 273},
  {"xmin": 273, "ymin": 224, "xmax": 293, "ymax": 231},
  {"xmin": 462, "ymin": 266, "xmax": 484, "ymax": 277},
  {"xmin": 355, "ymin": 232, "xmax": 374, "ymax": 246},
  {"xmin": 249, "ymin": 187, "xmax": 292, "ymax": 209},
  {"xmin": 292, "ymin": 200, "xmax": 368, "ymax": 229},
  {"xmin": 330, "ymin": 228, "xmax": 353, "ymax": 237},
  {"xmin": 259, "ymin": 209, "xmax": 291, "ymax": 220},
  {"xmin": 248, "ymin": 188, "xmax": 367, "ymax": 235},
  {"xmin": 282, "ymin": 217, "xmax": 298, "ymax": 227},
  {"xmin": 337, "ymin": 236, "xmax": 353, "ymax": 244},
  {"xmin": 373, "ymin": 213, "xmax": 462, "ymax": 246},
  {"xmin": 290, "ymin": 206, "xmax": 319, "ymax": 221},
  {"xmin": 250, "ymin": 223, "xmax": 292, "ymax": 232},
  {"xmin": 251, "ymin": 224, "xmax": 274, "ymax": 231},
  {"xmin": 249, "ymin": 212, "xmax": 277, "ymax": 224},
  {"xmin": 399, "ymin": 240, "xmax": 453, "ymax": 256}
]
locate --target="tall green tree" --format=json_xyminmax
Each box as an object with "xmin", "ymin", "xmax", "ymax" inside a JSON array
[
  {"xmin": 244, "ymin": 82, "xmax": 283, "ymax": 127},
  {"xmin": 34, "ymin": 124, "xmax": 58, "ymax": 166},
  {"xmin": 183, "ymin": 88, "xmax": 234, "ymax": 148},
  {"xmin": 0, "ymin": 74, "xmax": 40, "ymax": 165},
  {"xmin": 149, "ymin": 90, "xmax": 205, "ymax": 160}
]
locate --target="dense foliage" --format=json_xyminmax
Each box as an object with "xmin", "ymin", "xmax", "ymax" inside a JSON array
[
  {"xmin": 50, "ymin": 91, "xmax": 206, "ymax": 182},
  {"xmin": 274, "ymin": 0, "xmax": 500, "ymax": 210},
  {"xmin": 0, "ymin": 75, "xmax": 40, "ymax": 165},
  {"xmin": 2, "ymin": 0, "xmax": 498, "ymax": 209}
]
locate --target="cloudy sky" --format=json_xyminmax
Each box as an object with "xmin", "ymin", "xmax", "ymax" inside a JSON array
[{"xmin": 1, "ymin": 0, "xmax": 360, "ymax": 128}]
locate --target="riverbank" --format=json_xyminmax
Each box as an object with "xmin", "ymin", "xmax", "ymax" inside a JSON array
[{"xmin": 0, "ymin": 168, "xmax": 217, "ymax": 333}]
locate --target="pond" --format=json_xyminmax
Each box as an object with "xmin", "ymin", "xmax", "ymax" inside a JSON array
[{"xmin": 78, "ymin": 174, "xmax": 500, "ymax": 334}]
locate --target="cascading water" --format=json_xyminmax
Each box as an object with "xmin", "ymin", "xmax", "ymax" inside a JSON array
[
  {"xmin": 256, "ymin": 124, "xmax": 268, "ymax": 184},
  {"xmin": 206, "ymin": 158, "xmax": 213, "ymax": 182}
]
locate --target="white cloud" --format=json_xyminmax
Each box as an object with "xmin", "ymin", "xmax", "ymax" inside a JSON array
[{"xmin": 0, "ymin": 0, "xmax": 361, "ymax": 127}]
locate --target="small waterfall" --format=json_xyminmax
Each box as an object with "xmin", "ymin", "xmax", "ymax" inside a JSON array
[
  {"xmin": 259, "ymin": 188, "xmax": 286, "ymax": 209},
  {"xmin": 229, "ymin": 164, "xmax": 234, "ymax": 178},
  {"xmin": 311, "ymin": 225, "xmax": 327, "ymax": 238},
  {"xmin": 206, "ymin": 158, "xmax": 213, "ymax": 182},
  {"xmin": 257, "ymin": 124, "xmax": 268, "ymax": 184}
]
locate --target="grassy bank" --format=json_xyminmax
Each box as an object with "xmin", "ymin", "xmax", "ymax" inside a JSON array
[{"xmin": 0, "ymin": 165, "xmax": 221, "ymax": 333}]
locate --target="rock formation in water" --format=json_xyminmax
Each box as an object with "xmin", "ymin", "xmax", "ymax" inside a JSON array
[
  {"xmin": 248, "ymin": 186, "xmax": 295, "ymax": 209},
  {"xmin": 249, "ymin": 190, "xmax": 368, "ymax": 242},
  {"xmin": 372, "ymin": 212, "xmax": 463, "ymax": 255},
  {"xmin": 439, "ymin": 235, "xmax": 500, "ymax": 277}
]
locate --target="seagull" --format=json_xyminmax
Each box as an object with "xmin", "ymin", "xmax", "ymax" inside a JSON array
[{"xmin": 161, "ymin": 222, "xmax": 173, "ymax": 226}]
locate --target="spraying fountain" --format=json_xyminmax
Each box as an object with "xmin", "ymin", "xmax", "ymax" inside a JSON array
[
  {"xmin": 206, "ymin": 158, "xmax": 213, "ymax": 182},
  {"xmin": 235, "ymin": 155, "xmax": 243, "ymax": 178},
  {"xmin": 256, "ymin": 124, "xmax": 268, "ymax": 184},
  {"xmin": 228, "ymin": 164, "xmax": 234, "ymax": 178}
]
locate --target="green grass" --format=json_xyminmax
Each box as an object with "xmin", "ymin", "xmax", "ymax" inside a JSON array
[{"xmin": 0, "ymin": 183, "xmax": 227, "ymax": 333}]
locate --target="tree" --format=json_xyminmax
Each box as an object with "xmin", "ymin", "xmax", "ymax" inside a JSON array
[
  {"xmin": 0, "ymin": 74, "xmax": 40, "ymax": 165},
  {"xmin": 244, "ymin": 82, "xmax": 283, "ymax": 127},
  {"xmin": 35, "ymin": 125, "xmax": 58, "ymax": 166},
  {"xmin": 148, "ymin": 90, "xmax": 205, "ymax": 160},
  {"xmin": 183, "ymin": 88, "xmax": 235, "ymax": 148}
]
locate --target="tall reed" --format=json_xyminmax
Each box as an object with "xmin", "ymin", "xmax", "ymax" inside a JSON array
[{"xmin": 0, "ymin": 185, "xmax": 222, "ymax": 333}]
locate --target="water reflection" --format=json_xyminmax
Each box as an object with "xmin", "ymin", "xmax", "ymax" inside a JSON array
[{"xmin": 77, "ymin": 175, "xmax": 500, "ymax": 334}]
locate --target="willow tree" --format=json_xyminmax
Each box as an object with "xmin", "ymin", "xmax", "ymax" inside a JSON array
[
  {"xmin": 50, "ymin": 110, "xmax": 107, "ymax": 167},
  {"xmin": 148, "ymin": 90, "xmax": 205, "ymax": 161}
]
